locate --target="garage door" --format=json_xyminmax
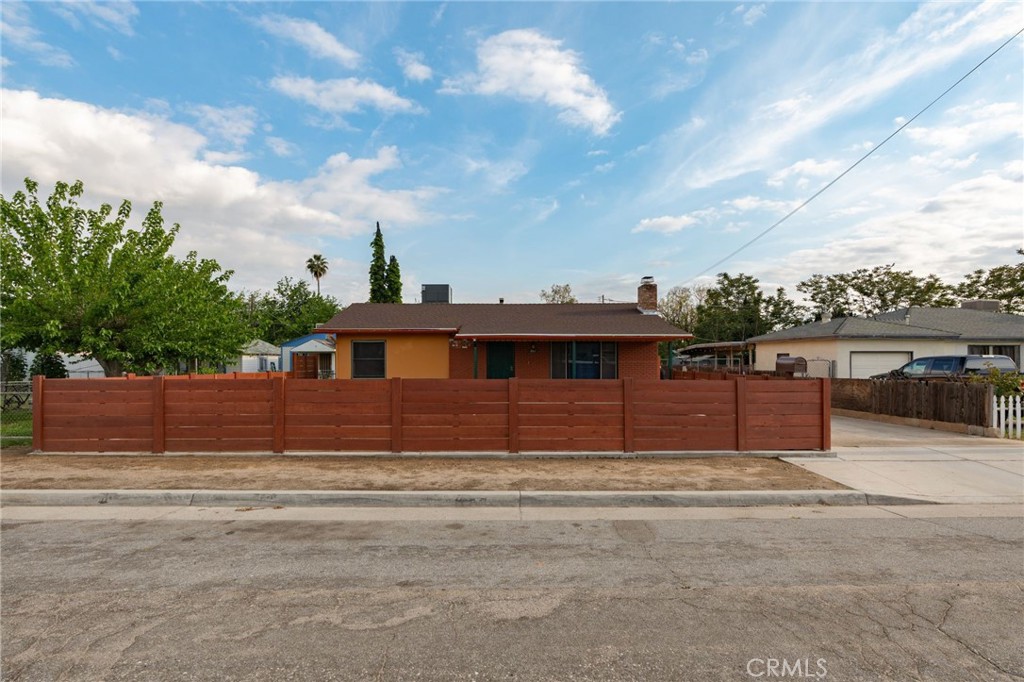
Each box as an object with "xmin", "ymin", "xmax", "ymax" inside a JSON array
[{"xmin": 849, "ymin": 351, "xmax": 912, "ymax": 379}]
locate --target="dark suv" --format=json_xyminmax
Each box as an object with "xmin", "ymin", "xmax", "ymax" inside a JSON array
[{"xmin": 871, "ymin": 354, "xmax": 1018, "ymax": 379}]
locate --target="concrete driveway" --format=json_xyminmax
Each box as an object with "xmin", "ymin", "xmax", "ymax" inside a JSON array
[{"xmin": 785, "ymin": 415, "xmax": 1024, "ymax": 505}]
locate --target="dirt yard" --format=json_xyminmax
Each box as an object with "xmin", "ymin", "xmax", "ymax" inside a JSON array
[{"xmin": 0, "ymin": 448, "xmax": 845, "ymax": 491}]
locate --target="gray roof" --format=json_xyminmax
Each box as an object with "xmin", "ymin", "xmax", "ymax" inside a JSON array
[
  {"xmin": 873, "ymin": 307, "xmax": 1024, "ymax": 341},
  {"xmin": 322, "ymin": 303, "xmax": 690, "ymax": 340},
  {"xmin": 748, "ymin": 306, "xmax": 1024, "ymax": 343},
  {"xmin": 241, "ymin": 340, "xmax": 280, "ymax": 355}
]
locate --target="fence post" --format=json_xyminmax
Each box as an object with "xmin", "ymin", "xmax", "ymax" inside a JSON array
[
  {"xmin": 622, "ymin": 378, "xmax": 634, "ymax": 453},
  {"xmin": 273, "ymin": 376, "xmax": 286, "ymax": 453},
  {"xmin": 391, "ymin": 377, "xmax": 403, "ymax": 453},
  {"xmin": 152, "ymin": 376, "xmax": 165, "ymax": 454},
  {"xmin": 32, "ymin": 375, "xmax": 44, "ymax": 451},
  {"xmin": 735, "ymin": 377, "xmax": 748, "ymax": 451},
  {"xmin": 508, "ymin": 378, "xmax": 519, "ymax": 453},
  {"xmin": 820, "ymin": 378, "xmax": 831, "ymax": 451}
]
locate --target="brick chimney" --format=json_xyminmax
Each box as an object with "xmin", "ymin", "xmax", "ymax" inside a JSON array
[{"xmin": 637, "ymin": 276, "xmax": 658, "ymax": 314}]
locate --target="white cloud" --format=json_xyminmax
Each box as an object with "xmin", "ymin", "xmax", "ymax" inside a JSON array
[
  {"xmin": 0, "ymin": 89, "xmax": 439, "ymax": 297},
  {"xmin": 0, "ymin": 2, "xmax": 74, "ymax": 67},
  {"xmin": 594, "ymin": 161, "xmax": 615, "ymax": 173},
  {"xmin": 906, "ymin": 101, "xmax": 1022, "ymax": 153},
  {"xmin": 463, "ymin": 156, "xmax": 529, "ymax": 191},
  {"xmin": 586, "ymin": 149, "xmax": 609, "ymax": 157},
  {"xmin": 270, "ymin": 76, "xmax": 421, "ymax": 117},
  {"xmin": 187, "ymin": 104, "xmax": 257, "ymax": 148},
  {"xmin": 441, "ymin": 29, "xmax": 620, "ymax": 136},
  {"xmin": 394, "ymin": 48, "xmax": 433, "ymax": 82},
  {"xmin": 685, "ymin": 48, "xmax": 709, "ymax": 65},
  {"xmin": 266, "ymin": 136, "xmax": 298, "ymax": 157},
  {"xmin": 202, "ymin": 150, "xmax": 249, "ymax": 165},
  {"xmin": 632, "ymin": 215, "xmax": 700, "ymax": 234},
  {"xmin": 536, "ymin": 198, "xmax": 559, "ymax": 222},
  {"xmin": 767, "ymin": 158, "xmax": 843, "ymax": 187},
  {"xmin": 724, "ymin": 196, "xmax": 799, "ymax": 213},
  {"xmin": 254, "ymin": 15, "xmax": 359, "ymax": 68},
  {"xmin": 742, "ymin": 4, "xmax": 767, "ymax": 26},
  {"xmin": 671, "ymin": 2, "xmax": 1022, "ymax": 189},
  {"xmin": 53, "ymin": 1, "xmax": 139, "ymax": 35},
  {"xmin": 751, "ymin": 166, "xmax": 1023, "ymax": 289}
]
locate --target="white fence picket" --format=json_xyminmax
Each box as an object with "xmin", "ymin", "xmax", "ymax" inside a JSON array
[{"xmin": 992, "ymin": 394, "xmax": 1023, "ymax": 438}]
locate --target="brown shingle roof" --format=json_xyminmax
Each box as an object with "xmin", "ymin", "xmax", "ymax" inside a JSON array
[{"xmin": 321, "ymin": 303, "xmax": 691, "ymax": 340}]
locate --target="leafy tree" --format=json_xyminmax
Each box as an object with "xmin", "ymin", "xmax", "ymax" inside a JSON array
[
  {"xmin": 693, "ymin": 273, "xmax": 805, "ymax": 342},
  {"xmin": 385, "ymin": 255, "xmax": 402, "ymax": 303},
  {"xmin": 368, "ymin": 222, "xmax": 389, "ymax": 303},
  {"xmin": 956, "ymin": 249, "xmax": 1024, "ymax": 314},
  {"xmin": 797, "ymin": 264, "xmax": 956, "ymax": 318},
  {"xmin": 0, "ymin": 349, "xmax": 28, "ymax": 384},
  {"xmin": 1, "ymin": 178, "xmax": 248, "ymax": 376},
  {"xmin": 658, "ymin": 285, "xmax": 707, "ymax": 332},
  {"xmin": 29, "ymin": 352, "xmax": 68, "ymax": 379},
  {"xmin": 540, "ymin": 283, "xmax": 578, "ymax": 303},
  {"xmin": 306, "ymin": 254, "xmax": 328, "ymax": 296},
  {"xmin": 242, "ymin": 277, "xmax": 341, "ymax": 346}
]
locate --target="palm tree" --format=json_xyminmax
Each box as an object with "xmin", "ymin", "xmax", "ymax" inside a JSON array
[{"xmin": 306, "ymin": 254, "xmax": 329, "ymax": 296}]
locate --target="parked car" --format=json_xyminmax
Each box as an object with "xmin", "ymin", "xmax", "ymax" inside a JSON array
[{"xmin": 871, "ymin": 355, "xmax": 1019, "ymax": 380}]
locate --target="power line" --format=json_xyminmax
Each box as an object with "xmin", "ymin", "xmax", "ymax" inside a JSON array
[{"xmin": 684, "ymin": 27, "xmax": 1024, "ymax": 285}]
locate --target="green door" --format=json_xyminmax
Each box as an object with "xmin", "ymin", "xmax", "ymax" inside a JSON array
[{"xmin": 486, "ymin": 342, "xmax": 515, "ymax": 379}]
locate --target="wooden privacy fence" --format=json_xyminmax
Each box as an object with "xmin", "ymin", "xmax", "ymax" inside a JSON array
[
  {"xmin": 33, "ymin": 375, "xmax": 830, "ymax": 453},
  {"xmin": 831, "ymin": 379, "xmax": 992, "ymax": 427}
]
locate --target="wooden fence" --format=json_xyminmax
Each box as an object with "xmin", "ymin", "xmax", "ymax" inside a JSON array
[
  {"xmin": 831, "ymin": 379, "xmax": 992, "ymax": 427},
  {"xmin": 32, "ymin": 375, "xmax": 830, "ymax": 453}
]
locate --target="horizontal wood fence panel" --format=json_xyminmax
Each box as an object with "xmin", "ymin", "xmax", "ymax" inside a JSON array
[
  {"xmin": 33, "ymin": 376, "xmax": 829, "ymax": 453},
  {"xmin": 43, "ymin": 414, "xmax": 153, "ymax": 429}
]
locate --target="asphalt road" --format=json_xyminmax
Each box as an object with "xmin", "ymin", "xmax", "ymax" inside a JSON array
[{"xmin": 2, "ymin": 508, "xmax": 1022, "ymax": 681}]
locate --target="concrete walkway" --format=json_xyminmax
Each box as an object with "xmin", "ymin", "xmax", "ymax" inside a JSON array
[{"xmin": 783, "ymin": 416, "xmax": 1024, "ymax": 505}]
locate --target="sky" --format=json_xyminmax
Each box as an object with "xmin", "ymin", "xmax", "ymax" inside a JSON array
[{"xmin": 2, "ymin": 1, "xmax": 1022, "ymax": 307}]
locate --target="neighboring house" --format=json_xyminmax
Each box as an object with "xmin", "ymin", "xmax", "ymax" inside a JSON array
[
  {"xmin": 747, "ymin": 302, "xmax": 1024, "ymax": 378},
  {"xmin": 320, "ymin": 278, "xmax": 690, "ymax": 380},
  {"xmin": 224, "ymin": 340, "xmax": 281, "ymax": 374},
  {"xmin": 280, "ymin": 332, "xmax": 337, "ymax": 378}
]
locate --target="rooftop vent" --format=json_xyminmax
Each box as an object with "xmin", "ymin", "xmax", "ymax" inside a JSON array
[{"xmin": 421, "ymin": 284, "xmax": 452, "ymax": 304}]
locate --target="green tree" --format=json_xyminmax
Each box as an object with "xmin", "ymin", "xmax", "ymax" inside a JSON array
[
  {"xmin": 540, "ymin": 283, "xmax": 578, "ymax": 303},
  {"xmin": 658, "ymin": 285, "xmax": 707, "ymax": 332},
  {"xmin": 1, "ymin": 178, "xmax": 248, "ymax": 376},
  {"xmin": 242, "ymin": 278, "xmax": 341, "ymax": 346},
  {"xmin": 29, "ymin": 352, "xmax": 68, "ymax": 379},
  {"xmin": 385, "ymin": 255, "xmax": 402, "ymax": 303},
  {"xmin": 0, "ymin": 349, "xmax": 28, "ymax": 383},
  {"xmin": 955, "ymin": 249, "xmax": 1024, "ymax": 314},
  {"xmin": 797, "ymin": 264, "xmax": 956, "ymax": 318},
  {"xmin": 693, "ymin": 273, "xmax": 804, "ymax": 342},
  {"xmin": 306, "ymin": 254, "xmax": 328, "ymax": 296},
  {"xmin": 369, "ymin": 222, "xmax": 389, "ymax": 303}
]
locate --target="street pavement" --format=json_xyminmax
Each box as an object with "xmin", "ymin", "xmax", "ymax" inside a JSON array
[
  {"xmin": 2, "ymin": 506, "xmax": 1022, "ymax": 681},
  {"xmin": 785, "ymin": 416, "xmax": 1024, "ymax": 505}
]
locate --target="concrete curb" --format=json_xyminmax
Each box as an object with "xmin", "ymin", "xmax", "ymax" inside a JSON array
[{"xmin": 0, "ymin": 489, "xmax": 931, "ymax": 508}]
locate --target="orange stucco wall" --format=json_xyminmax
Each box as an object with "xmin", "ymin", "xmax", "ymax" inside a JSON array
[{"xmin": 334, "ymin": 334, "xmax": 450, "ymax": 379}]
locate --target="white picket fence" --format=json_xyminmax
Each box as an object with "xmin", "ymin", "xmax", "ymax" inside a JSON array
[{"xmin": 992, "ymin": 394, "xmax": 1023, "ymax": 438}]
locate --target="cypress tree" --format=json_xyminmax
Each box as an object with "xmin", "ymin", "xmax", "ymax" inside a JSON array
[
  {"xmin": 368, "ymin": 222, "xmax": 388, "ymax": 303},
  {"xmin": 385, "ymin": 255, "xmax": 402, "ymax": 303}
]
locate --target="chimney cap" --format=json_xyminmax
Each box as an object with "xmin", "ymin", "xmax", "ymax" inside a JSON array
[{"xmin": 640, "ymin": 275, "xmax": 655, "ymax": 285}]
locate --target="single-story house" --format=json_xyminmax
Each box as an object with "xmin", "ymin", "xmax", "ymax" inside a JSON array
[
  {"xmin": 320, "ymin": 278, "xmax": 691, "ymax": 380},
  {"xmin": 279, "ymin": 332, "xmax": 337, "ymax": 379},
  {"xmin": 747, "ymin": 302, "xmax": 1024, "ymax": 378},
  {"xmin": 224, "ymin": 340, "xmax": 281, "ymax": 374}
]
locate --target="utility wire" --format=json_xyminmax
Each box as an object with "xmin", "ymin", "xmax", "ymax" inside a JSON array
[{"xmin": 685, "ymin": 27, "xmax": 1024, "ymax": 284}]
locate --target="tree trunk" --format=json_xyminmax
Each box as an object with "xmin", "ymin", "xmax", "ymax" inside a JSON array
[{"xmin": 96, "ymin": 357, "xmax": 125, "ymax": 377}]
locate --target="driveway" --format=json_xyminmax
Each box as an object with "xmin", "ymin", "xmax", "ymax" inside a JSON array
[{"xmin": 785, "ymin": 415, "xmax": 1024, "ymax": 504}]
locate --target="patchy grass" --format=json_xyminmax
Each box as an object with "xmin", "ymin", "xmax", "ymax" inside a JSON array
[{"xmin": 1, "ymin": 408, "xmax": 32, "ymax": 447}]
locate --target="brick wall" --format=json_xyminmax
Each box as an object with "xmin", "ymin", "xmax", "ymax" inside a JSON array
[{"xmin": 618, "ymin": 342, "xmax": 661, "ymax": 380}]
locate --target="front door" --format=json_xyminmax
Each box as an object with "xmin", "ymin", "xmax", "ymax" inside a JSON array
[{"xmin": 486, "ymin": 342, "xmax": 515, "ymax": 379}]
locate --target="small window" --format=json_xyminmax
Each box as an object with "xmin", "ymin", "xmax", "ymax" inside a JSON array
[
  {"xmin": 929, "ymin": 357, "xmax": 957, "ymax": 374},
  {"xmin": 550, "ymin": 342, "xmax": 617, "ymax": 379},
  {"xmin": 352, "ymin": 341, "xmax": 386, "ymax": 379},
  {"xmin": 903, "ymin": 359, "xmax": 929, "ymax": 376}
]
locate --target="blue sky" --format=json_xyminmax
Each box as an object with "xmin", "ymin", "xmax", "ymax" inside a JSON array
[{"xmin": 2, "ymin": 1, "xmax": 1022, "ymax": 306}]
